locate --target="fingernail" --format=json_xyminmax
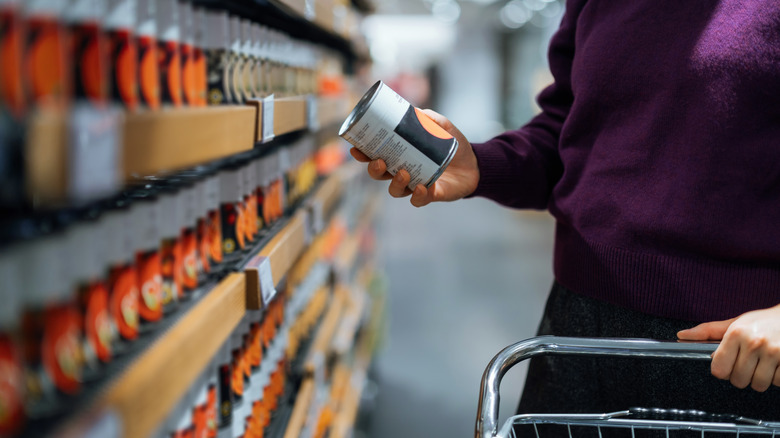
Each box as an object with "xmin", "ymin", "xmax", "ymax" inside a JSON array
[{"xmin": 370, "ymin": 161, "xmax": 380, "ymax": 171}]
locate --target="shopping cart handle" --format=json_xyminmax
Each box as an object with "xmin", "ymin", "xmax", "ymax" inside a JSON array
[
  {"xmin": 475, "ymin": 336, "xmax": 718, "ymax": 438},
  {"xmin": 627, "ymin": 407, "xmax": 761, "ymax": 425}
]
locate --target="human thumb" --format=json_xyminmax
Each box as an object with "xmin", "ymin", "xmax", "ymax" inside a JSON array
[{"xmin": 677, "ymin": 318, "xmax": 736, "ymax": 341}]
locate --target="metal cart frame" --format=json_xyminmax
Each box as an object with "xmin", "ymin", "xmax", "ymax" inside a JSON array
[{"xmin": 476, "ymin": 336, "xmax": 780, "ymax": 438}]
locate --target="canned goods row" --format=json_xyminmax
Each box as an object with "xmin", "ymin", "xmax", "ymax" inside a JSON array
[
  {"xmin": 158, "ymin": 261, "xmax": 331, "ymax": 438},
  {"xmin": 0, "ymin": 0, "xmax": 326, "ymax": 116},
  {"xmin": 0, "ymin": 137, "xmax": 321, "ymax": 436}
]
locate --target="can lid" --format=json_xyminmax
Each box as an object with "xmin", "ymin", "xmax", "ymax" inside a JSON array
[
  {"xmin": 339, "ymin": 80, "xmax": 382, "ymax": 138},
  {"xmin": 240, "ymin": 19, "xmax": 252, "ymax": 55},
  {"xmin": 0, "ymin": 247, "xmax": 22, "ymax": 329},
  {"xmin": 229, "ymin": 16, "xmax": 241, "ymax": 52},
  {"xmin": 24, "ymin": 0, "xmax": 68, "ymax": 16},
  {"xmin": 22, "ymin": 233, "xmax": 68, "ymax": 305},
  {"xmin": 178, "ymin": 0, "xmax": 193, "ymax": 45},
  {"xmin": 203, "ymin": 10, "xmax": 228, "ymax": 50},
  {"xmin": 157, "ymin": 0, "xmax": 179, "ymax": 42},
  {"xmin": 219, "ymin": 169, "xmax": 241, "ymax": 204},
  {"xmin": 105, "ymin": 0, "xmax": 136, "ymax": 30},
  {"xmin": 65, "ymin": 0, "xmax": 106, "ymax": 23},
  {"xmin": 136, "ymin": 0, "xmax": 156, "ymax": 36}
]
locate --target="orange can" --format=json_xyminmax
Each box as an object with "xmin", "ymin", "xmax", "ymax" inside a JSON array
[
  {"xmin": 137, "ymin": 0, "xmax": 160, "ymax": 109},
  {"xmin": 0, "ymin": 0, "xmax": 26, "ymax": 118},
  {"xmin": 180, "ymin": 184, "xmax": 199, "ymax": 292},
  {"xmin": 0, "ymin": 247, "xmax": 25, "ymax": 436},
  {"xmin": 192, "ymin": 7, "xmax": 207, "ymax": 106},
  {"xmin": 156, "ymin": 0, "xmax": 182, "ymax": 107},
  {"xmin": 132, "ymin": 195, "xmax": 164, "ymax": 325},
  {"xmin": 105, "ymin": 0, "xmax": 139, "ymax": 110},
  {"xmin": 159, "ymin": 185, "xmax": 183, "ymax": 312},
  {"xmin": 104, "ymin": 203, "xmax": 140, "ymax": 349},
  {"xmin": 219, "ymin": 168, "xmax": 244, "ymax": 259},
  {"xmin": 178, "ymin": 1, "xmax": 196, "ymax": 107},
  {"xmin": 23, "ymin": 0, "xmax": 70, "ymax": 108},
  {"xmin": 66, "ymin": 0, "xmax": 109, "ymax": 105},
  {"xmin": 202, "ymin": 10, "xmax": 230, "ymax": 105},
  {"xmin": 21, "ymin": 233, "xmax": 83, "ymax": 418}
]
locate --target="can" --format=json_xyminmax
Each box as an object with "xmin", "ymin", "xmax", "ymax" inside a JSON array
[
  {"xmin": 137, "ymin": 0, "xmax": 160, "ymax": 109},
  {"xmin": 66, "ymin": 0, "xmax": 109, "ymax": 105},
  {"xmin": 340, "ymin": 80, "xmax": 459, "ymax": 190},
  {"xmin": 156, "ymin": 0, "xmax": 181, "ymax": 107},
  {"xmin": 105, "ymin": 0, "xmax": 140, "ymax": 111}
]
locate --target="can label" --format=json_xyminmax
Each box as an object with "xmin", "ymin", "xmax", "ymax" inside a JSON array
[
  {"xmin": 182, "ymin": 228, "xmax": 198, "ymax": 290},
  {"xmin": 0, "ymin": 7, "xmax": 25, "ymax": 118},
  {"xmin": 136, "ymin": 250, "xmax": 163, "ymax": 322},
  {"xmin": 108, "ymin": 29, "xmax": 139, "ymax": 110},
  {"xmin": 205, "ymin": 49, "xmax": 230, "ymax": 104},
  {"xmin": 25, "ymin": 16, "xmax": 69, "ymax": 107},
  {"xmin": 138, "ymin": 34, "xmax": 160, "ymax": 110},
  {"xmin": 218, "ymin": 362, "xmax": 232, "ymax": 428},
  {"xmin": 109, "ymin": 265, "xmax": 140, "ymax": 341},
  {"xmin": 161, "ymin": 237, "xmax": 182, "ymax": 308},
  {"xmin": 193, "ymin": 47, "xmax": 207, "ymax": 106},
  {"xmin": 158, "ymin": 39, "xmax": 182, "ymax": 106},
  {"xmin": 340, "ymin": 81, "xmax": 458, "ymax": 190},
  {"xmin": 81, "ymin": 282, "xmax": 113, "ymax": 364},
  {"xmin": 197, "ymin": 217, "xmax": 211, "ymax": 274},
  {"xmin": 208, "ymin": 210, "xmax": 223, "ymax": 263},
  {"xmin": 0, "ymin": 334, "xmax": 24, "ymax": 436},
  {"xmin": 181, "ymin": 42, "xmax": 197, "ymax": 105},
  {"xmin": 42, "ymin": 306, "xmax": 82, "ymax": 395},
  {"xmin": 70, "ymin": 22, "xmax": 108, "ymax": 104}
]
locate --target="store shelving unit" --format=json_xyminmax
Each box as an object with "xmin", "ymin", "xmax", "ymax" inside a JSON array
[{"xmin": 12, "ymin": 1, "xmax": 380, "ymax": 437}]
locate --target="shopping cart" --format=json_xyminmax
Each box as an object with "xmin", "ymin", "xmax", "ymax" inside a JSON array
[{"xmin": 475, "ymin": 336, "xmax": 780, "ymax": 438}]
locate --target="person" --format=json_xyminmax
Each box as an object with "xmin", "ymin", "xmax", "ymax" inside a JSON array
[{"xmin": 351, "ymin": 0, "xmax": 780, "ymax": 427}]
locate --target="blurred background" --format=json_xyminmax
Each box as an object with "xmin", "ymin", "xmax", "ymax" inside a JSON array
[{"xmin": 360, "ymin": 0, "xmax": 563, "ymax": 436}]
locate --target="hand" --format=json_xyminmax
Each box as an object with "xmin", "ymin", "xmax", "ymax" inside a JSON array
[
  {"xmin": 349, "ymin": 109, "xmax": 480, "ymax": 207},
  {"xmin": 678, "ymin": 304, "xmax": 780, "ymax": 392}
]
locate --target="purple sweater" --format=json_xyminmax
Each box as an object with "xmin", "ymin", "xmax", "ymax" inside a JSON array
[{"xmin": 471, "ymin": 0, "xmax": 780, "ymax": 322}]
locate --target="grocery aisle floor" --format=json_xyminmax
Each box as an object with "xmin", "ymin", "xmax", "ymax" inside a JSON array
[{"xmin": 368, "ymin": 196, "xmax": 556, "ymax": 438}]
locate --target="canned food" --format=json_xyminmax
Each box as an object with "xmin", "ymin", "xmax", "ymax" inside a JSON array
[{"xmin": 340, "ymin": 80, "xmax": 459, "ymax": 190}]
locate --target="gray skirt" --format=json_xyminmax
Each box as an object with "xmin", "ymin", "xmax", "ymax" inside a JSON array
[{"xmin": 515, "ymin": 282, "xmax": 780, "ymax": 437}]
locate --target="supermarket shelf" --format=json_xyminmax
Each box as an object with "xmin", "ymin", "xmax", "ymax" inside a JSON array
[
  {"xmin": 282, "ymin": 379, "xmax": 315, "ymax": 438},
  {"xmin": 123, "ymin": 106, "xmax": 256, "ymax": 178},
  {"xmin": 305, "ymin": 286, "xmax": 347, "ymax": 375},
  {"xmin": 100, "ymin": 273, "xmax": 246, "ymax": 438},
  {"xmin": 246, "ymin": 209, "xmax": 308, "ymax": 309},
  {"xmin": 318, "ymin": 96, "xmax": 349, "ymax": 128},
  {"xmin": 274, "ymin": 97, "xmax": 309, "ymax": 137}
]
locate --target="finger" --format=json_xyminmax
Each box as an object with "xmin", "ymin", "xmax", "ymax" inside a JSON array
[
  {"xmin": 367, "ymin": 159, "xmax": 393, "ymax": 181},
  {"xmin": 750, "ymin": 355, "xmax": 778, "ymax": 392},
  {"xmin": 678, "ymin": 319, "xmax": 735, "ymax": 341},
  {"xmin": 410, "ymin": 184, "xmax": 435, "ymax": 208},
  {"xmin": 730, "ymin": 343, "xmax": 760, "ymax": 389},
  {"xmin": 420, "ymin": 109, "xmax": 455, "ymax": 134},
  {"xmin": 388, "ymin": 169, "xmax": 412, "ymax": 198},
  {"xmin": 349, "ymin": 147, "xmax": 371, "ymax": 162},
  {"xmin": 711, "ymin": 328, "xmax": 741, "ymax": 380}
]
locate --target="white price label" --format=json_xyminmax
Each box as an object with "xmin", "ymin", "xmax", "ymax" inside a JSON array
[
  {"xmin": 69, "ymin": 104, "xmax": 122, "ymax": 204},
  {"xmin": 262, "ymin": 94, "xmax": 275, "ymax": 143},
  {"xmin": 246, "ymin": 254, "xmax": 276, "ymax": 306},
  {"xmin": 307, "ymin": 94, "xmax": 319, "ymax": 131}
]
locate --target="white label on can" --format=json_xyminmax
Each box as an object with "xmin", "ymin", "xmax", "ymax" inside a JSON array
[{"xmin": 341, "ymin": 85, "xmax": 447, "ymax": 190}]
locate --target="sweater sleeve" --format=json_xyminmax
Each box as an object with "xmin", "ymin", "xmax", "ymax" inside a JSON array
[{"xmin": 470, "ymin": 0, "xmax": 583, "ymax": 209}]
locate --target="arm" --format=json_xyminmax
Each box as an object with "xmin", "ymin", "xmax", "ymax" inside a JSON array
[{"xmin": 678, "ymin": 304, "xmax": 780, "ymax": 392}]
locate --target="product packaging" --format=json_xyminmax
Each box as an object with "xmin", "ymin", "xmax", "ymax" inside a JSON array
[
  {"xmin": 156, "ymin": 0, "xmax": 182, "ymax": 106},
  {"xmin": 132, "ymin": 193, "xmax": 164, "ymax": 325},
  {"xmin": 105, "ymin": 0, "xmax": 139, "ymax": 110},
  {"xmin": 66, "ymin": 0, "xmax": 109, "ymax": 105},
  {"xmin": 227, "ymin": 16, "xmax": 242, "ymax": 104},
  {"xmin": 178, "ymin": 0, "xmax": 196, "ymax": 106},
  {"xmin": 0, "ymin": 247, "xmax": 25, "ymax": 435},
  {"xmin": 192, "ymin": 7, "xmax": 207, "ymax": 106},
  {"xmin": 137, "ymin": 0, "xmax": 160, "ymax": 109},
  {"xmin": 158, "ymin": 182, "xmax": 183, "ymax": 312},
  {"xmin": 21, "ymin": 233, "xmax": 83, "ymax": 418},
  {"xmin": 103, "ymin": 200, "xmax": 140, "ymax": 352},
  {"xmin": 219, "ymin": 168, "xmax": 244, "ymax": 259},
  {"xmin": 203, "ymin": 10, "xmax": 229, "ymax": 105},
  {"xmin": 23, "ymin": 0, "xmax": 70, "ymax": 108}
]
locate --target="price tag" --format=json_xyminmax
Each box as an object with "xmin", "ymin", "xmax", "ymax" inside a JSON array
[
  {"xmin": 244, "ymin": 254, "xmax": 276, "ymax": 308},
  {"xmin": 309, "ymin": 199, "xmax": 324, "ymax": 236},
  {"xmin": 262, "ymin": 94, "xmax": 275, "ymax": 143},
  {"xmin": 69, "ymin": 104, "xmax": 122, "ymax": 204},
  {"xmin": 307, "ymin": 94, "xmax": 319, "ymax": 131}
]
